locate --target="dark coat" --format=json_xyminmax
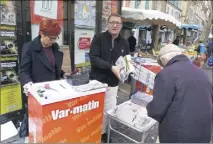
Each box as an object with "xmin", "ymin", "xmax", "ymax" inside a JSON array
[
  {"xmin": 89, "ymin": 31, "xmax": 130, "ymax": 87},
  {"xmin": 147, "ymin": 54, "xmax": 213, "ymax": 143},
  {"xmin": 127, "ymin": 36, "xmax": 136, "ymax": 52},
  {"xmin": 20, "ymin": 36, "xmax": 64, "ymax": 86}
]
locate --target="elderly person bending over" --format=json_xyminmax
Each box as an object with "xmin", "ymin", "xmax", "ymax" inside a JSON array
[{"xmin": 147, "ymin": 44, "xmax": 213, "ymax": 143}]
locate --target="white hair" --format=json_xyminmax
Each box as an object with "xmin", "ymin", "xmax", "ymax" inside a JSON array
[{"xmin": 160, "ymin": 52, "xmax": 182, "ymax": 66}]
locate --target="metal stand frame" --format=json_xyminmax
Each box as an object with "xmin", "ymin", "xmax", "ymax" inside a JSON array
[
  {"xmin": 106, "ymin": 101, "xmax": 158, "ymax": 143},
  {"xmin": 107, "ymin": 118, "xmax": 143, "ymax": 143}
]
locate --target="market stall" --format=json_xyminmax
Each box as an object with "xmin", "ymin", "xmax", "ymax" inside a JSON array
[
  {"xmin": 180, "ymin": 24, "xmax": 200, "ymax": 45},
  {"xmin": 28, "ymin": 80, "xmax": 107, "ymax": 143},
  {"xmin": 121, "ymin": 7, "xmax": 181, "ymax": 28},
  {"xmin": 108, "ymin": 55, "xmax": 162, "ymax": 143},
  {"xmin": 121, "ymin": 7, "xmax": 181, "ymax": 55}
]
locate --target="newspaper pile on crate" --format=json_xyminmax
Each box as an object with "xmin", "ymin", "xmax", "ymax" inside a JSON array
[{"xmin": 108, "ymin": 100, "xmax": 158, "ymax": 143}]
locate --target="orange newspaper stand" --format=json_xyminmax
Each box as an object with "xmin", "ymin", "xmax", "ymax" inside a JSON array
[{"xmin": 28, "ymin": 80, "xmax": 107, "ymax": 143}]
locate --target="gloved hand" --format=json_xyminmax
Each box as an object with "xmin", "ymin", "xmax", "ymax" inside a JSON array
[{"xmin": 23, "ymin": 82, "xmax": 33, "ymax": 96}]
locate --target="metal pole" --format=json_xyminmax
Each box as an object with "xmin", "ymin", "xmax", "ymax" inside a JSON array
[
  {"xmin": 118, "ymin": 0, "xmax": 122, "ymax": 15},
  {"xmin": 0, "ymin": 3, "xmax": 2, "ymax": 127},
  {"xmin": 68, "ymin": 0, "xmax": 75, "ymax": 72},
  {"xmin": 95, "ymin": 1, "xmax": 103, "ymax": 34}
]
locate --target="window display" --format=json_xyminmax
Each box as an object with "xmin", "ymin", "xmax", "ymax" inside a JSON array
[
  {"xmin": 74, "ymin": 1, "xmax": 96, "ymax": 73},
  {"xmin": 0, "ymin": 1, "xmax": 22, "ymax": 115}
]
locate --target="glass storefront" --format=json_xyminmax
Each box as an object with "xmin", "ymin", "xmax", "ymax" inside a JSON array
[
  {"xmin": 0, "ymin": 1, "xmax": 23, "ymax": 123},
  {"xmin": 74, "ymin": 1, "xmax": 96, "ymax": 73}
]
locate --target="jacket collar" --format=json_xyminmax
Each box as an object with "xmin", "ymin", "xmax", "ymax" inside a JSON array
[
  {"xmin": 32, "ymin": 36, "xmax": 59, "ymax": 52},
  {"xmin": 105, "ymin": 30, "xmax": 122, "ymax": 40},
  {"xmin": 165, "ymin": 54, "xmax": 189, "ymax": 67},
  {"xmin": 31, "ymin": 36, "xmax": 62, "ymax": 73}
]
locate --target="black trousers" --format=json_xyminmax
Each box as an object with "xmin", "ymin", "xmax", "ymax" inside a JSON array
[{"xmin": 19, "ymin": 101, "xmax": 29, "ymax": 138}]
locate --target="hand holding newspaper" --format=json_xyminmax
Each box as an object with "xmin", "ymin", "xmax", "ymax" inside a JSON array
[{"xmin": 115, "ymin": 55, "xmax": 135, "ymax": 83}]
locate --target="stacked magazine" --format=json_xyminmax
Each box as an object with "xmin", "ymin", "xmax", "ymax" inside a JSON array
[
  {"xmin": 131, "ymin": 62, "xmax": 156, "ymax": 89},
  {"xmin": 115, "ymin": 55, "xmax": 158, "ymax": 89}
]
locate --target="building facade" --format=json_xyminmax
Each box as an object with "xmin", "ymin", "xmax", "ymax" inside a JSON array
[
  {"xmin": 122, "ymin": 0, "xmax": 212, "ymax": 43},
  {"xmin": 184, "ymin": 1, "xmax": 212, "ymax": 40}
]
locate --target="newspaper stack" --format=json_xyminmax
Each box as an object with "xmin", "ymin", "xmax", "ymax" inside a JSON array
[
  {"xmin": 71, "ymin": 80, "xmax": 108, "ymax": 92},
  {"xmin": 113, "ymin": 101, "xmax": 157, "ymax": 131},
  {"xmin": 134, "ymin": 57, "xmax": 157, "ymax": 64},
  {"xmin": 115, "ymin": 55, "xmax": 135, "ymax": 82},
  {"xmin": 131, "ymin": 62, "xmax": 156, "ymax": 89},
  {"xmin": 131, "ymin": 91, "xmax": 153, "ymax": 107}
]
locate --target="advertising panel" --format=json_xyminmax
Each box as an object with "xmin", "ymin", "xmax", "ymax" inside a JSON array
[{"xmin": 0, "ymin": 1, "xmax": 22, "ymax": 115}]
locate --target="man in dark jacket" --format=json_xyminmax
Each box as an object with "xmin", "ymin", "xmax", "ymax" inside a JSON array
[
  {"xmin": 89, "ymin": 14, "xmax": 130, "ymax": 142},
  {"xmin": 147, "ymin": 44, "xmax": 213, "ymax": 143},
  {"xmin": 127, "ymin": 32, "xmax": 136, "ymax": 53},
  {"xmin": 173, "ymin": 36, "xmax": 180, "ymax": 46}
]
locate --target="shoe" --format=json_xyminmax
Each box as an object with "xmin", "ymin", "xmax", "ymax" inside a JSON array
[
  {"xmin": 101, "ymin": 133, "xmax": 112, "ymax": 143},
  {"xmin": 24, "ymin": 137, "xmax": 29, "ymax": 143}
]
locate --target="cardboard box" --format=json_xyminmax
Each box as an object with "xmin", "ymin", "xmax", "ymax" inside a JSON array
[{"xmin": 28, "ymin": 80, "xmax": 107, "ymax": 143}]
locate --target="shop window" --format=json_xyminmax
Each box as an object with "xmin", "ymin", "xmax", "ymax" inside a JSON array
[
  {"xmin": 135, "ymin": 0, "xmax": 141, "ymax": 9},
  {"xmin": 167, "ymin": 7, "xmax": 170, "ymax": 14},
  {"xmin": 145, "ymin": 0, "xmax": 149, "ymax": 10},
  {"xmin": 153, "ymin": 1, "xmax": 157, "ymax": 10},
  {"xmin": 178, "ymin": 2, "xmax": 181, "ymax": 9},
  {"xmin": 0, "ymin": 1, "xmax": 23, "ymax": 115},
  {"xmin": 74, "ymin": 1, "xmax": 96, "ymax": 73},
  {"xmin": 124, "ymin": 0, "xmax": 131, "ymax": 7}
]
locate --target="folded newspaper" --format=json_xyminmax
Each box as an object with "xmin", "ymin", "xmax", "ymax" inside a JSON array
[
  {"xmin": 71, "ymin": 80, "xmax": 108, "ymax": 92},
  {"xmin": 115, "ymin": 55, "xmax": 135, "ymax": 82}
]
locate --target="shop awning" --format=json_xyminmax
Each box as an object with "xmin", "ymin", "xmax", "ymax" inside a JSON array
[
  {"xmin": 121, "ymin": 7, "xmax": 181, "ymax": 29},
  {"xmin": 181, "ymin": 24, "xmax": 200, "ymax": 30},
  {"xmin": 135, "ymin": 25, "xmax": 151, "ymax": 29}
]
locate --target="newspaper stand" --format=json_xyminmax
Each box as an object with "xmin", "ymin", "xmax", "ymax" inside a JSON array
[
  {"xmin": 106, "ymin": 100, "xmax": 158, "ymax": 143},
  {"xmin": 106, "ymin": 57, "xmax": 162, "ymax": 143},
  {"xmin": 28, "ymin": 80, "xmax": 107, "ymax": 143}
]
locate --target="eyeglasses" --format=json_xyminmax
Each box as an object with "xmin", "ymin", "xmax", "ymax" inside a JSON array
[
  {"xmin": 47, "ymin": 35, "xmax": 59, "ymax": 41},
  {"xmin": 108, "ymin": 21, "xmax": 122, "ymax": 26},
  {"xmin": 44, "ymin": 33, "xmax": 59, "ymax": 41}
]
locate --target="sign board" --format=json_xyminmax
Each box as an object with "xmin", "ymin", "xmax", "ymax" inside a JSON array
[
  {"xmin": 34, "ymin": 1, "xmax": 58, "ymax": 19},
  {"xmin": 78, "ymin": 37, "xmax": 91, "ymax": 49}
]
